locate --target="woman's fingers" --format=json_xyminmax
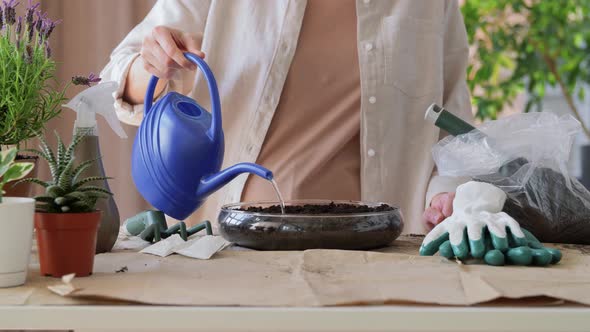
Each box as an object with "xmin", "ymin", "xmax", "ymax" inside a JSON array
[
  {"xmin": 430, "ymin": 192, "xmax": 455, "ymax": 218},
  {"xmin": 141, "ymin": 48, "xmax": 177, "ymax": 79},
  {"xmin": 141, "ymin": 56, "xmax": 165, "ymax": 78},
  {"xmin": 441, "ymin": 192, "xmax": 455, "ymax": 217},
  {"xmin": 177, "ymin": 31, "xmax": 205, "ymax": 58},
  {"xmin": 139, "ymin": 26, "xmax": 205, "ymax": 78},
  {"xmin": 422, "ymin": 206, "xmax": 444, "ymax": 230},
  {"xmin": 141, "ymin": 33, "xmax": 180, "ymax": 78},
  {"xmin": 423, "ymin": 192, "xmax": 456, "ymax": 230},
  {"xmin": 153, "ymin": 26, "xmax": 195, "ymax": 70}
]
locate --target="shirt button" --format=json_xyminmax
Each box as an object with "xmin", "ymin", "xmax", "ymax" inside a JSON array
[
  {"xmin": 365, "ymin": 43, "xmax": 374, "ymax": 51},
  {"xmin": 367, "ymin": 149, "xmax": 376, "ymax": 157},
  {"xmin": 369, "ymin": 96, "xmax": 376, "ymax": 104}
]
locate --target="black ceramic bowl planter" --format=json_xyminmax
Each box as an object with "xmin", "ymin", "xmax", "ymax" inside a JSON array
[{"xmin": 218, "ymin": 200, "xmax": 404, "ymax": 250}]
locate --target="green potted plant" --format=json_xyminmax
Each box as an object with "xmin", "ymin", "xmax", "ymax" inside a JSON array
[
  {"xmin": 0, "ymin": 147, "xmax": 35, "ymax": 287},
  {"xmin": 462, "ymin": 1, "xmax": 590, "ymax": 186},
  {"xmin": 0, "ymin": 1, "xmax": 67, "ymax": 196},
  {"xmin": 18, "ymin": 133, "xmax": 112, "ymax": 277}
]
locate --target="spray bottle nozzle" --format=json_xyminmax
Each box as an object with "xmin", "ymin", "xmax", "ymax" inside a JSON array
[{"xmin": 63, "ymin": 81, "xmax": 128, "ymax": 139}]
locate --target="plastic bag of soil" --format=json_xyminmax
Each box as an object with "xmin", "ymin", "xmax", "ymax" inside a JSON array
[{"xmin": 432, "ymin": 112, "xmax": 590, "ymax": 244}]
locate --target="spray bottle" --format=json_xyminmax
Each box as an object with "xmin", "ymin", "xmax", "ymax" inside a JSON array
[{"xmin": 64, "ymin": 81, "xmax": 127, "ymax": 253}]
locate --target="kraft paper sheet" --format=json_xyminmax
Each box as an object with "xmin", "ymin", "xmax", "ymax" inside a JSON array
[{"xmin": 1, "ymin": 236, "xmax": 589, "ymax": 307}]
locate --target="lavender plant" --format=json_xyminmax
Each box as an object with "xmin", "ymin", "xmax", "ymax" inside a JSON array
[{"xmin": 0, "ymin": 0, "xmax": 65, "ymax": 148}]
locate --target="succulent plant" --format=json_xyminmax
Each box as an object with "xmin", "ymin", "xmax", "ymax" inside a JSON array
[
  {"xmin": 0, "ymin": 147, "xmax": 34, "ymax": 203},
  {"xmin": 17, "ymin": 132, "xmax": 113, "ymax": 213}
]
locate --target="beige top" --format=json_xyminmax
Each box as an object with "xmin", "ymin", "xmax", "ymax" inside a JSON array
[
  {"xmin": 241, "ymin": 0, "xmax": 361, "ymax": 202},
  {"xmin": 101, "ymin": 0, "xmax": 474, "ymax": 234}
]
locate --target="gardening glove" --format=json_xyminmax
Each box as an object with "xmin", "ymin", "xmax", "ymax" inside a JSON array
[
  {"xmin": 420, "ymin": 181, "xmax": 528, "ymax": 260},
  {"xmin": 482, "ymin": 228, "xmax": 562, "ymax": 266}
]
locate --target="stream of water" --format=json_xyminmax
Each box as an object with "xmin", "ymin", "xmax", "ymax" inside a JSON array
[{"xmin": 270, "ymin": 178, "xmax": 286, "ymax": 214}]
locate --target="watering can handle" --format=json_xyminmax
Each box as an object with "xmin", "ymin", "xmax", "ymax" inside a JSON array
[{"xmin": 144, "ymin": 53, "xmax": 222, "ymax": 140}]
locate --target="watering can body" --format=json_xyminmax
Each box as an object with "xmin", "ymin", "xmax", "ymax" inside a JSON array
[{"xmin": 131, "ymin": 53, "xmax": 272, "ymax": 220}]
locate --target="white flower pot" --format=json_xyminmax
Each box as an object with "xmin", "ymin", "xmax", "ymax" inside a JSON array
[{"xmin": 0, "ymin": 197, "xmax": 35, "ymax": 287}]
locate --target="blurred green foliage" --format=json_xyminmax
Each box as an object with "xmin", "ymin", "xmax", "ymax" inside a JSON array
[{"xmin": 462, "ymin": 0, "xmax": 590, "ymax": 137}]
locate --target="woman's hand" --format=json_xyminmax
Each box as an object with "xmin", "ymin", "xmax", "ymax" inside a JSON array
[
  {"xmin": 140, "ymin": 25, "xmax": 205, "ymax": 79},
  {"xmin": 123, "ymin": 26, "xmax": 205, "ymax": 105},
  {"xmin": 423, "ymin": 192, "xmax": 455, "ymax": 230}
]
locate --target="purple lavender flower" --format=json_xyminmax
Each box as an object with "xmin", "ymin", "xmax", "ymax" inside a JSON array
[
  {"xmin": 15, "ymin": 16, "xmax": 22, "ymax": 46},
  {"xmin": 44, "ymin": 40, "xmax": 50, "ymax": 58},
  {"xmin": 0, "ymin": 8, "xmax": 4, "ymax": 29},
  {"xmin": 3, "ymin": 0, "xmax": 19, "ymax": 8},
  {"xmin": 25, "ymin": 0, "xmax": 39, "ymax": 25},
  {"xmin": 89, "ymin": 73, "xmax": 101, "ymax": 84},
  {"xmin": 15, "ymin": 15, "xmax": 21, "ymax": 34},
  {"xmin": 24, "ymin": 44, "xmax": 33, "ymax": 64},
  {"xmin": 27, "ymin": 19, "xmax": 34, "ymax": 40},
  {"xmin": 41, "ymin": 18, "xmax": 60, "ymax": 39},
  {"xmin": 71, "ymin": 73, "xmax": 102, "ymax": 87},
  {"xmin": 2, "ymin": 0, "xmax": 18, "ymax": 25},
  {"xmin": 34, "ymin": 10, "xmax": 44, "ymax": 31}
]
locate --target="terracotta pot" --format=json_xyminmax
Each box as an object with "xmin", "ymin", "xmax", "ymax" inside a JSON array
[
  {"xmin": 4, "ymin": 155, "xmax": 39, "ymax": 197},
  {"xmin": 35, "ymin": 211, "xmax": 101, "ymax": 277}
]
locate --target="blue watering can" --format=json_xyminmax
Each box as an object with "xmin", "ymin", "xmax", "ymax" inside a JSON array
[{"xmin": 131, "ymin": 53, "xmax": 273, "ymax": 220}]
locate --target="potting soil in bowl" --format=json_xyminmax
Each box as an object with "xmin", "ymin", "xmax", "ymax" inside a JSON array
[{"xmin": 218, "ymin": 200, "xmax": 404, "ymax": 250}]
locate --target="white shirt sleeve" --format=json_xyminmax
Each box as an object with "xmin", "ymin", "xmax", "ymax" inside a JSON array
[{"xmin": 100, "ymin": 0, "xmax": 211, "ymax": 126}]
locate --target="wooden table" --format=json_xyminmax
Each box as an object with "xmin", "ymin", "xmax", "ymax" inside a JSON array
[
  {"xmin": 2, "ymin": 235, "xmax": 590, "ymax": 332},
  {"xmin": 1, "ymin": 304, "xmax": 590, "ymax": 331}
]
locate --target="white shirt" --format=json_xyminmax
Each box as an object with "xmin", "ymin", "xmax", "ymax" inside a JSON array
[{"xmin": 101, "ymin": 0, "xmax": 473, "ymax": 234}]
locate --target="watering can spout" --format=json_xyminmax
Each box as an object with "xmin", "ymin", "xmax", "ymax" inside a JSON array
[{"xmin": 195, "ymin": 163, "xmax": 274, "ymax": 199}]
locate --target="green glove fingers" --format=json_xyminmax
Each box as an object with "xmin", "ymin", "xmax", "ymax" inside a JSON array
[
  {"xmin": 507, "ymin": 228, "xmax": 528, "ymax": 248},
  {"xmin": 484, "ymin": 249, "xmax": 505, "ymax": 266},
  {"xmin": 469, "ymin": 238, "xmax": 486, "ymax": 259},
  {"xmin": 421, "ymin": 226, "xmax": 563, "ymax": 267},
  {"xmin": 506, "ymin": 246, "xmax": 533, "ymax": 266},
  {"xmin": 486, "ymin": 221, "xmax": 509, "ymax": 252},
  {"xmin": 522, "ymin": 228, "xmax": 544, "ymax": 249},
  {"xmin": 499, "ymin": 213, "xmax": 528, "ymax": 248},
  {"xmin": 522, "ymin": 228, "xmax": 562, "ymax": 264},
  {"xmin": 489, "ymin": 231, "xmax": 509, "ymax": 252},
  {"xmin": 531, "ymin": 248, "xmax": 552, "ymax": 266},
  {"xmin": 482, "ymin": 231, "xmax": 506, "ymax": 265},
  {"xmin": 466, "ymin": 225, "xmax": 486, "ymax": 258},
  {"xmin": 547, "ymin": 248, "xmax": 562, "ymax": 264},
  {"xmin": 439, "ymin": 240, "xmax": 454, "ymax": 259},
  {"xmin": 450, "ymin": 228, "xmax": 470, "ymax": 260},
  {"xmin": 507, "ymin": 246, "xmax": 557, "ymax": 266},
  {"xmin": 419, "ymin": 229, "xmax": 449, "ymax": 256}
]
